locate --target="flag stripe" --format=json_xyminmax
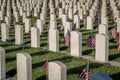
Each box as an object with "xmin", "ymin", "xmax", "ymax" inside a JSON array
[
  {"xmin": 42, "ymin": 61, "xmax": 48, "ymax": 71},
  {"xmin": 111, "ymin": 28, "xmax": 117, "ymax": 39},
  {"xmin": 65, "ymin": 30, "xmax": 70, "ymax": 47},
  {"xmin": 78, "ymin": 64, "xmax": 90, "ymax": 80},
  {"xmin": 86, "ymin": 34, "xmax": 95, "ymax": 48}
]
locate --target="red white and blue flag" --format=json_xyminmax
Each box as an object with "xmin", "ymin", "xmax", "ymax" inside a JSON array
[
  {"xmin": 65, "ymin": 30, "xmax": 70, "ymax": 47},
  {"xmin": 111, "ymin": 27, "xmax": 117, "ymax": 39},
  {"xmin": 78, "ymin": 64, "xmax": 90, "ymax": 80},
  {"xmin": 86, "ymin": 34, "xmax": 95, "ymax": 48},
  {"xmin": 42, "ymin": 60, "xmax": 48, "ymax": 72}
]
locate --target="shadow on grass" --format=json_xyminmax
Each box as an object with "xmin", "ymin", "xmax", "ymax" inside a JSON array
[
  {"xmin": 6, "ymin": 68, "xmax": 16, "ymax": 77},
  {"xmin": 40, "ymin": 43, "xmax": 47, "ymax": 47},
  {"xmin": 110, "ymin": 72, "xmax": 120, "ymax": 80},
  {"xmin": 60, "ymin": 46, "xmax": 68, "ymax": 51},
  {"xmin": 68, "ymin": 62, "xmax": 103, "ymax": 75},
  {"xmin": 32, "ymin": 56, "xmax": 72, "ymax": 69},
  {"xmin": 6, "ymin": 46, "xmax": 23, "ymax": 53},
  {"xmin": 6, "ymin": 57, "xmax": 16, "ymax": 63},
  {"xmin": 82, "ymin": 49, "xmax": 92, "ymax": 55},
  {"xmin": 50, "ymin": 56, "xmax": 73, "ymax": 63},
  {"xmin": 109, "ymin": 38, "xmax": 116, "ymax": 43},
  {"xmin": 109, "ymin": 45, "xmax": 117, "ymax": 49},
  {"xmin": 67, "ymin": 66, "xmax": 83, "ymax": 75},
  {"xmin": 24, "ymin": 40, "xmax": 30, "ymax": 45},
  {"xmin": 31, "ymin": 50, "xmax": 49, "ymax": 57},
  {"xmin": 109, "ymin": 53, "xmax": 120, "ymax": 60},
  {"xmin": 36, "ymin": 75, "xmax": 46, "ymax": 80},
  {"xmin": 0, "ymin": 43, "xmax": 12, "ymax": 47},
  {"xmin": 89, "ymin": 63, "xmax": 103, "ymax": 69}
]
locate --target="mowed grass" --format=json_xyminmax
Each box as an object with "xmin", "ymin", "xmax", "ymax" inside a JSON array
[
  {"xmin": 0, "ymin": 2, "xmax": 120, "ymax": 80},
  {"xmin": 1, "ymin": 41, "xmax": 120, "ymax": 80}
]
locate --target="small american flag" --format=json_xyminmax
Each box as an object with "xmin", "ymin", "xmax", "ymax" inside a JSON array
[
  {"xmin": 72, "ymin": 23, "xmax": 76, "ymax": 31},
  {"xmin": 111, "ymin": 27, "xmax": 117, "ymax": 39},
  {"xmin": 65, "ymin": 30, "xmax": 70, "ymax": 47},
  {"xmin": 78, "ymin": 64, "xmax": 90, "ymax": 80},
  {"xmin": 86, "ymin": 34, "xmax": 95, "ymax": 48},
  {"xmin": 42, "ymin": 60, "xmax": 48, "ymax": 72}
]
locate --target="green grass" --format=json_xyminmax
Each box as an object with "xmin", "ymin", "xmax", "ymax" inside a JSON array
[
  {"xmin": 2, "ymin": 41, "xmax": 120, "ymax": 80},
  {"xmin": 0, "ymin": 1, "xmax": 120, "ymax": 80}
]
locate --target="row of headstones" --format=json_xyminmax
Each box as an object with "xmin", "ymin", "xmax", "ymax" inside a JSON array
[
  {"xmin": 0, "ymin": 0, "xmax": 118, "ymax": 24},
  {"xmin": 0, "ymin": 47, "xmax": 66, "ymax": 80},
  {"xmin": 109, "ymin": 0, "xmax": 120, "ymax": 41},
  {"xmin": 1, "ymin": 22, "xmax": 109, "ymax": 63},
  {"xmin": 1, "ymin": 10, "xmax": 109, "ymax": 61},
  {"xmin": 0, "ymin": 0, "xmax": 108, "ymax": 34},
  {"xmin": 10, "ymin": 0, "xmax": 99, "ymax": 22}
]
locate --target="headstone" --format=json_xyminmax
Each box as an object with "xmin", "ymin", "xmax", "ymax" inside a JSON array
[
  {"xmin": 49, "ymin": 29, "xmax": 59, "ymax": 52},
  {"xmin": 17, "ymin": 53, "xmax": 32, "ymax": 80},
  {"xmin": 1, "ymin": 23, "xmax": 9, "ymax": 42},
  {"xmin": 40, "ymin": 13, "xmax": 45, "ymax": 24},
  {"xmin": 15, "ymin": 25, "xmax": 23, "ymax": 45},
  {"xmin": 68, "ymin": 8, "xmax": 73, "ymax": 19},
  {"xmin": 26, "ymin": 7, "xmax": 30, "ymax": 16},
  {"xmin": 25, "ymin": 18, "xmax": 31, "ymax": 33},
  {"xmin": 5, "ymin": 16, "xmax": 10, "ymax": 28},
  {"xmin": 78, "ymin": 9, "xmax": 83, "ymax": 20},
  {"xmin": 99, "ymin": 24, "xmax": 108, "ymax": 35},
  {"xmin": 59, "ymin": 8, "xmax": 63, "ymax": 18},
  {"xmin": 50, "ymin": 20, "xmax": 57, "ymax": 29},
  {"xmin": 37, "ymin": 19, "xmax": 43, "ymax": 35},
  {"xmin": 64, "ymin": 22, "xmax": 72, "ymax": 37},
  {"xmin": 19, "ymin": 7, "xmax": 23, "ymax": 16},
  {"xmin": 49, "ymin": 61, "xmax": 66, "ymax": 80},
  {"xmin": 95, "ymin": 34, "xmax": 109, "ymax": 62},
  {"xmin": 74, "ymin": 15, "xmax": 80, "ymax": 28},
  {"xmin": 62, "ymin": 14, "xmax": 67, "ymax": 27},
  {"xmin": 70, "ymin": 31, "xmax": 82, "ymax": 57},
  {"xmin": 101, "ymin": 16, "xmax": 108, "ymax": 27},
  {"xmin": 15, "ymin": 11, "xmax": 19, "ymax": 22},
  {"xmin": 0, "ymin": 11, "xmax": 3, "ymax": 20},
  {"xmin": 31, "ymin": 27, "xmax": 40, "ymax": 48},
  {"xmin": 83, "ymin": 4, "xmax": 87, "ymax": 15},
  {"xmin": 89, "ymin": 9, "xmax": 95, "ymax": 18},
  {"xmin": 0, "ymin": 47, "xmax": 5, "ymax": 80},
  {"xmin": 87, "ymin": 16, "xmax": 93, "ymax": 30},
  {"xmin": 50, "ymin": 14, "xmax": 56, "ymax": 21},
  {"xmin": 34, "ymin": 7, "xmax": 38, "ymax": 17},
  {"xmin": 22, "ymin": 12, "xmax": 27, "ymax": 23}
]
